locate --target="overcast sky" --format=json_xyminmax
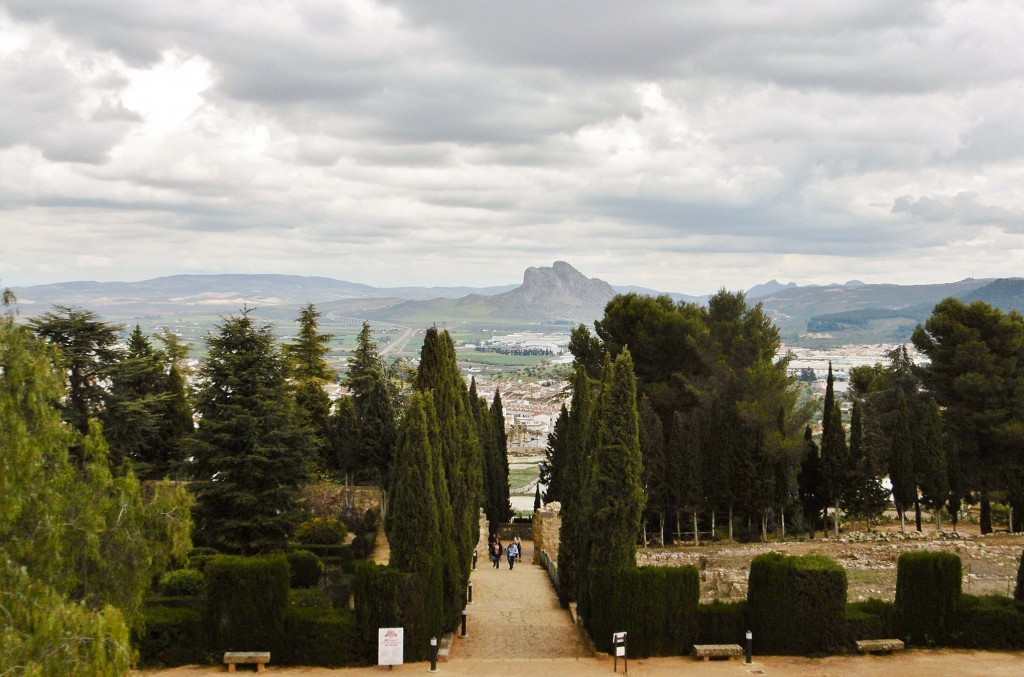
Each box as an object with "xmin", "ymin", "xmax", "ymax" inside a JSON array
[{"xmin": 2, "ymin": 1, "xmax": 1023, "ymax": 294}]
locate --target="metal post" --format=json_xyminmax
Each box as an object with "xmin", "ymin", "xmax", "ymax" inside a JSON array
[
  {"xmin": 472, "ymin": 549, "xmax": 478, "ymax": 569},
  {"xmin": 429, "ymin": 636, "xmax": 438, "ymax": 672},
  {"xmin": 468, "ymin": 582, "xmax": 473, "ymax": 604},
  {"xmin": 745, "ymin": 630, "xmax": 753, "ymax": 664},
  {"xmin": 460, "ymin": 609, "xmax": 468, "ymax": 638}
]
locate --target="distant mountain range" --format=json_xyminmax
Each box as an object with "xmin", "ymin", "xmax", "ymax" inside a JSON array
[{"xmin": 11, "ymin": 264, "xmax": 1024, "ymax": 346}]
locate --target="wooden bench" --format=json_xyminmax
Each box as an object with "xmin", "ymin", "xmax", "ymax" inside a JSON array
[
  {"xmin": 223, "ymin": 651, "xmax": 270, "ymax": 672},
  {"xmin": 855, "ymin": 639, "xmax": 905, "ymax": 654},
  {"xmin": 692, "ymin": 644, "xmax": 744, "ymax": 661}
]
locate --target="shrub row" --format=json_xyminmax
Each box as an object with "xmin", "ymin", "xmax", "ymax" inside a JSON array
[
  {"xmin": 894, "ymin": 550, "xmax": 961, "ymax": 645},
  {"xmin": 352, "ymin": 560, "xmax": 435, "ymax": 662},
  {"xmin": 748, "ymin": 553, "xmax": 848, "ymax": 655},
  {"xmin": 696, "ymin": 600, "xmax": 747, "ymax": 645},
  {"xmin": 592, "ymin": 566, "xmax": 699, "ymax": 657}
]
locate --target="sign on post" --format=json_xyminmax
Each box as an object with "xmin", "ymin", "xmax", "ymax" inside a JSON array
[
  {"xmin": 612, "ymin": 631, "xmax": 627, "ymax": 673},
  {"xmin": 378, "ymin": 627, "xmax": 404, "ymax": 667}
]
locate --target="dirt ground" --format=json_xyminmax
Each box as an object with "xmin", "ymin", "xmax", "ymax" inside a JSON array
[
  {"xmin": 639, "ymin": 523, "xmax": 1024, "ymax": 602},
  {"xmin": 138, "ymin": 649, "xmax": 1024, "ymax": 677}
]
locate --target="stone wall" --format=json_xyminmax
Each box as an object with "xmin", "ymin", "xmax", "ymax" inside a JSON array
[{"xmin": 532, "ymin": 502, "xmax": 562, "ymax": 565}]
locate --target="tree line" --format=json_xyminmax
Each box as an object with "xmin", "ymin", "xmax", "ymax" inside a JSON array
[
  {"xmin": 547, "ymin": 291, "xmax": 1024, "ymax": 559},
  {"xmin": 4, "ymin": 295, "xmax": 516, "ymax": 671}
]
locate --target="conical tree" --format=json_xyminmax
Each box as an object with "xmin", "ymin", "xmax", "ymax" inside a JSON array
[
  {"xmin": 583, "ymin": 348, "xmax": 646, "ymax": 643},
  {"xmin": 189, "ymin": 310, "xmax": 310, "ymax": 554},
  {"xmin": 489, "ymin": 390, "xmax": 512, "ymax": 522},
  {"xmin": 542, "ymin": 405, "xmax": 569, "ymax": 504},
  {"xmin": 283, "ymin": 303, "xmax": 335, "ymax": 471},
  {"xmin": 671, "ymin": 410, "xmax": 704, "ymax": 545},
  {"xmin": 797, "ymin": 426, "xmax": 826, "ymax": 538},
  {"xmin": 556, "ymin": 365, "xmax": 593, "ymax": 607},
  {"xmin": 416, "ymin": 328, "xmax": 483, "ymax": 595},
  {"xmin": 344, "ymin": 322, "xmax": 398, "ymax": 492},
  {"xmin": 386, "ymin": 392, "xmax": 446, "ymax": 636},
  {"xmin": 890, "ymin": 390, "xmax": 916, "ymax": 533}
]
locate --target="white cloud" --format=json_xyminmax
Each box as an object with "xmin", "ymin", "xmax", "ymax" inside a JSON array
[{"xmin": 3, "ymin": 1, "xmax": 1024, "ymax": 293}]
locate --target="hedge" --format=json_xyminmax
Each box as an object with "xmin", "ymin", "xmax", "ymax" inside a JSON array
[
  {"xmin": 697, "ymin": 600, "xmax": 748, "ymax": 645},
  {"xmin": 202, "ymin": 554, "xmax": 290, "ymax": 654},
  {"xmin": 277, "ymin": 607, "xmax": 362, "ymax": 666},
  {"xmin": 295, "ymin": 516, "xmax": 348, "ymax": 545},
  {"xmin": 894, "ymin": 551, "xmax": 961, "ymax": 645},
  {"xmin": 352, "ymin": 561, "xmax": 437, "ymax": 662},
  {"xmin": 159, "ymin": 568, "xmax": 205, "ymax": 597},
  {"xmin": 137, "ymin": 604, "xmax": 202, "ymax": 666},
  {"xmin": 950, "ymin": 594, "xmax": 1024, "ymax": 650},
  {"xmin": 287, "ymin": 549, "xmax": 324, "ymax": 588},
  {"xmin": 846, "ymin": 599, "xmax": 895, "ymax": 641},
  {"xmin": 592, "ymin": 566, "xmax": 699, "ymax": 657},
  {"xmin": 747, "ymin": 553, "xmax": 847, "ymax": 655}
]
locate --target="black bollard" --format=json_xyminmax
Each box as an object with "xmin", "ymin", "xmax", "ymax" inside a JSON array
[
  {"xmin": 468, "ymin": 582, "xmax": 473, "ymax": 604},
  {"xmin": 745, "ymin": 630, "xmax": 753, "ymax": 664},
  {"xmin": 460, "ymin": 609, "xmax": 468, "ymax": 638},
  {"xmin": 472, "ymin": 549, "xmax": 478, "ymax": 569},
  {"xmin": 429, "ymin": 636, "xmax": 438, "ymax": 672}
]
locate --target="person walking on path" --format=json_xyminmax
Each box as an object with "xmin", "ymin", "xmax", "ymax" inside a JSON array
[
  {"xmin": 507, "ymin": 540, "xmax": 519, "ymax": 570},
  {"xmin": 514, "ymin": 534, "xmax": 522, "ymax": 559},
  {"xmin": 491, "ymin": 540, "xmax": 502, "ymax": 568}
]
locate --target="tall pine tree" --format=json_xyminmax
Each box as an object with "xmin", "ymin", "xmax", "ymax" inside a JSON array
[{"xmin": 189, "ymin": 310, "xmax": 310, "ymax": 553}]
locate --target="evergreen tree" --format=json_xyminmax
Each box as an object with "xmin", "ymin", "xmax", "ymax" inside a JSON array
[
  {"xmin": 671, "ymin": 410, "xmax": 704, "ymax": 545},
  {"xmin": 189, "ymin": 311, "xmax": 310, "ymax": 553},
  {"xmin": 843, "ymin": 399, "xmax": 889, "ymax": 530},
  {"xmin": 890, "ymin": 390, "xmax": 916, "ymax": 533},
  {"xmin": 29, "ymin": 305, "xmax": 123, "ymax": 439},
  {"xmin": 557, "ymin": 364, "xmax": 593, "ymax": 607},
  {"xmin": 330, "ymin": 395, "xmax": 361, "ymax": 507},
  {"xmin": 917, "ymin": 398, "xmax": 949, "ymax": 531},
  {"xmin": 416, "ymin": 328, "xmax": 483, "ymax": 596},
  {"xmin": 386, "ymin": 392, "xmax": 446, "ymax": 635},
  {"xmin": 639, "ymin": 395, "xmax": 669, "ymax": 545},
  {"xmin": 542, "ymin": 405, "xmax": 569, "ymax": 504},
  {"xmin": 489, "ymin": 390, "xmax": 512, "ymax": 522},
  {"xmin": 820, "ymin": 364, "xmax": 848, "ymax": 536},
  {"xmin": 581, "ymin": 349, "xmax": 645, "ymax": 641},
  {"xmin": 283, "ymin": 303, "xmax": 335, "ymax": 470},
  {"xmin": 797, "ymin": 426, "xmax": 826, "ymax": 538},
  {"xmin": 345, "ymin": 322, "xmax": 398, "ymax": 490}
]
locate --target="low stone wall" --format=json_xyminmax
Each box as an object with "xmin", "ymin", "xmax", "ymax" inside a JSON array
[{"xmin": 532, "ymin": 502, "xmax": 561, "ymax": 565}]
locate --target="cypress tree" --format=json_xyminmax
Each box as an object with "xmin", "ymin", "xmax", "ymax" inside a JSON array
[
  {"xmin": 639, "ymin": 396, "xmax": 669, "ymax": 545},
  {"xmin": 386, "ymin": 392, "xmax": 446, "ymax": 635},
  {"xmin": 890, "ymin": 390, "xmax": 916, "ymax": 533},
  {"xmin": 557, "ymin": 364, "xmax": 593, "ymax": 607},
  {"xmin": 843, "ymin": 399, "xmax": 888, "ymax": 531},
  {"xmin": 916, "ymin": 398, "xmax": 949, "ymax": 532},
  {"xmin": 671, "ymin": 410, "xmax": 704, "ymax": 545},
  {"xmin": 542, "ymin": 405, "xmax": 569, "ymax": 504},
  {"xmin": 489, "ymin": 390, "xmax": 512, "ymax": 522},
  {"xmin": 797, "ymin": 426, "xmax": 826, "ymax": 538},
  {"xmin": 583, "ymin": 349, "xmax": 645, "ymax": 642},
  {"xmin": 416, "ymin": 328, "xmax": 483, "ymax": 595}
]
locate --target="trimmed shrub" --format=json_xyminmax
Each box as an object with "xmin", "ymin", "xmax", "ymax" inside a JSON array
[
  {"xmin": 595, "ymin": 566, "xmax": 699, "ymax": 657},
  {"xmin": 137, "ymin": 604, "xmax": 202, "ymax": 666},
  {"xmin": 351, "ymin": 531, "xmax": 378, "ymax": 560},
  {"xmin": 288, "ymin": 549, "xmax": 324, "ymax": 588},
  {"xmin": 278, "ymin": 607, "xmax": 362, "ymax": 666},
  {"xmin": 697, "ymin": 600, "xmax": 748, "ymax": 645},
  {"xmin": 353, "ymin": 561, "xmax": 434, "ymax": 662},
  {"xmin": 187, "ymin": 547, "xmax": 220, "ymax": 572},
  {"xmin": 846, "ymin": 599, "xmax": 896, "ymax": 641},
  {"xmin": 296, "ymin": 516, "xmax": 348, "ymax": 545},
  {"xmin": 159, "ymin": 568, "xmax": 205, "ymax": 597},
  {"xmin": 950, "ymin": 594, "xmax": 1024, "ymax": 650},
  {"xmin": 894, "ymin": 551, "xmax": 961, "ymax": 645},
  {"xmin": 747, "ymin": 553, "xmax": 847, "ymax": 655},
  {"xmin": 202, "ymin": 554, "xmax": 290, "ymax": 654},
  {"xmin": 290, "ymin": 587, "xmax": 333, "ymax": 610},
  {"xmin": 145, "ymin": 596, "xmax": 201, "ymax": 609}
]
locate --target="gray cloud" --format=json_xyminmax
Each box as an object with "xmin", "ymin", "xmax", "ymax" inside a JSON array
[{"xmin": 2, "ymin": 1, "xmax": 1024, "ymax": 292}]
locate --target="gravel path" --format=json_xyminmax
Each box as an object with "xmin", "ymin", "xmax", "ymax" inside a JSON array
[{"xmin": 454, "ymin": 538, "xmax": 593, "ymax": 660}]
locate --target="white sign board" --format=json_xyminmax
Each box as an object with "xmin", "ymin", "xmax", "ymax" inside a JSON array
[
  {"xmin": 613, "ymin": 632, "xmax": 627, "ymax": 657},
  {"xmin": 378, "ymin": 627, "xmax": 404, "ymax": 666}
]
